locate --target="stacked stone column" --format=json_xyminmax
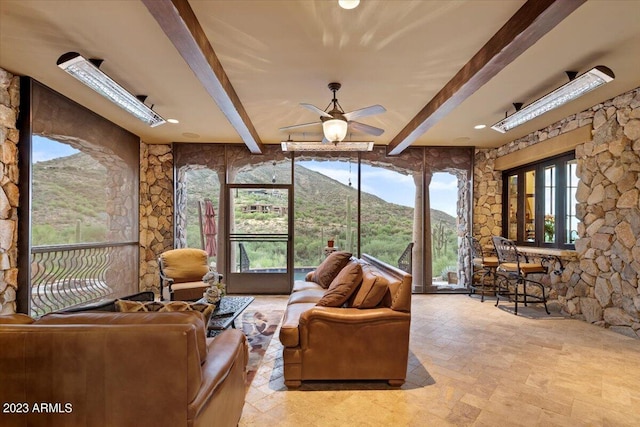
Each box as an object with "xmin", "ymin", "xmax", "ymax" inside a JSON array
[
  {"xmin": 0, "ymin": 69, "xmax": 19, "ymax": 315},
  {"xmin": 139, "ymin": 143, "xmax": 174, "ymax": 296}
]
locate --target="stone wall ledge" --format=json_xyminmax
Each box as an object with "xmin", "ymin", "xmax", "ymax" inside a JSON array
[
  {"xmin": 482, "ymin": 244, "xmax": 577, "ymax": 260},
  {"xmin": 515, "ymin": 246, "xmax": 578, "ymax": 260}
]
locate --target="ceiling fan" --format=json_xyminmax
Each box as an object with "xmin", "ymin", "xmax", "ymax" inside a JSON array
[{"xmin": 280, "ymin": 82, "xmax": 386, "ymax": 143}]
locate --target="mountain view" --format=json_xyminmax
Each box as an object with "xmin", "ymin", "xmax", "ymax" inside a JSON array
[
  {"xmin": 32, "ymin": 152, "xmax": 458, "ymax": 275},
  {"xmin": 183, "ymin": 162, "xmax": 458, "ymax": 274},
  {"xmin": 32, "ymin": 153, "xmax": 109, "ymax": 245}
]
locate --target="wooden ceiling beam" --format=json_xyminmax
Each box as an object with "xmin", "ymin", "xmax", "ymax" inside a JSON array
[
  {"xmin": 142, "ymin": 0, "xmax": 264, "ymax": 154},
  {"xmin": 387, "ymin": 0, "xmax": 586, "ymax": 155}
]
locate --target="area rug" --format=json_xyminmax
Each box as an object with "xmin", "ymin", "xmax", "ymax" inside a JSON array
[{"xmin": 241, "ymin": 310, "xmax": 283, "ymax": 388}]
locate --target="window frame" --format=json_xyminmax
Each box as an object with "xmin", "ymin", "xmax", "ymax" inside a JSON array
[{"xmin": 502, "ymin": 152, "xmax": 576, "ymax": 249}]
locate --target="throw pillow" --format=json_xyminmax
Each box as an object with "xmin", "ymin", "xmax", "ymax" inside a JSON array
[
  {"xmin": 316, "ymin": 260, "xmax": 363, "ymax": 307},
  {"xmin": 350, "ymin": 269, "xmax": 389, "ymax": 308},
  {"xmin": 310, "ymin": 251, "xmax": 352, "ymax": 289},
  {"xmin": 115, "ymin": 300, "xmax": 215, "ymax": 322}
]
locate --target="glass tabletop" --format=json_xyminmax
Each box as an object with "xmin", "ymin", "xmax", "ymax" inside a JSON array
[{"xmin": 204, "ymin": 296, "xmax": 254, "ymax": 336}]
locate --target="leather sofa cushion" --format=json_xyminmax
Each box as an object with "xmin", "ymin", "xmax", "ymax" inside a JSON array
[
  {"xmin": 309, "ymin": 251, "xmax": 352, "ymax": 288},
  {"xmin": 292, "ymin": 280, "xmax": 324, "ymax": 292},
  {"xmin": 316, "ymin": 260, "xmax": 363, "ymax": 307},
  {"xmin": 161, "ymin": 248, "xmax": 210, "ymax": 282},
  {"xmin": 37, "ymin": 311, "xmax": 209, "ymax": 364},
  {"xmin": 288, "ymin": 289, "xmax": 325, "ymax": 305},
  {"xmin": 351, "ymin": 266, "xmax": 389, "ymax": 308},
  {"xmin": 0, "ymin": 314, "xmax": 35, "ymax": 324},
  {"xmin": 170, "ymin": 281, "xmax": 210, "ymax": 301}
]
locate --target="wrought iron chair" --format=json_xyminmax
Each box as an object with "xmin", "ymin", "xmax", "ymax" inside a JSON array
[
  {"xmin": 491, "ymin": 236, "xmax": 550, "ymax": 315},
  {"xmin": 466, "ymin": 235, "xmax": 499, "ymax": 302}
]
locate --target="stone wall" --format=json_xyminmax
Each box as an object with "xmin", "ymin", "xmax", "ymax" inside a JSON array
[
  {"xmin": 474, "ymin": 87, "xmax": 640, "ymax": 338},
  {"xmin": 139, "ymin": 143, "xmax": 174, "ymax": 296},
  {"xmin": 0, "ymin": 69, "xmax": 19, "ymax": 315}
]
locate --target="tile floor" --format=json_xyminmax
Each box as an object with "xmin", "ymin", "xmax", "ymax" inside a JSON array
[{"xmin": 239, "ymin": 294, "xmax": 640, "ymax": 426}]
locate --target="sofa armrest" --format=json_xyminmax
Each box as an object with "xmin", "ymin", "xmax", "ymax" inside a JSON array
[{"xmin": 189, "ymin": 329, "xmax": 248, "ymax": 426}]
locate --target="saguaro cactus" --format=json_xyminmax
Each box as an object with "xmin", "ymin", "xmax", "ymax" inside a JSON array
[{"xmin": 432, "ymin": 221, "xmax": 447, "ymax": 258}]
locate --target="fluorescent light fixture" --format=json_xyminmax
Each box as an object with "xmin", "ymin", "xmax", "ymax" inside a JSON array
[
  {"xmin": 491, "ymin": 66, "xmax": 614, "ymax": 133},
  {"xmin": 281, "ymin": 141, "xmax": 373, "ymax": 152},
  {"xmin": 322, "ymin": 119, "xmax": 349, "ymax": 143},
  {"xmin": 57, "ymin": 52, "xmax": 166, "ymax": 127}
]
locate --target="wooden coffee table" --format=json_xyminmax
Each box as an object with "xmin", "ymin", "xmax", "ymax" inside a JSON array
[{"xmin": 203, "ymin": 296, "xmax": 254, "ymax": 337}]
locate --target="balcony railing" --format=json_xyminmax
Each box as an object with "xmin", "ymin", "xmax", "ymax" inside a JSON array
[
  {"xmin": 30, "ymin": 242, "xmax": 137, "ymax": 317},
  {"xmin": 397, "ymin": 242, "xmax": 413, "ymax": 273}
]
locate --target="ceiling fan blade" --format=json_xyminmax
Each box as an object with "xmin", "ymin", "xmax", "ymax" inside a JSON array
[
  {"xmin": 300, "ymin": 103, "xmax": 333, "ymax": 118},
  {"xmin": 349, "ymin": 121, "xmax": 385, "ymax": 136},
  {"xmin": 279, "ymin": 121, "xmax": 321, "ymax": 131},
  {"xmin": 343, "ymin": 105, "xmax": 386, "ymax": 121}
]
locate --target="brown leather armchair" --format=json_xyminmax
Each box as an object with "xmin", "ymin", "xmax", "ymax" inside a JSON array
[{"xmin": 159, "ymin": 248, "xmax": 210, "ymax": 301}]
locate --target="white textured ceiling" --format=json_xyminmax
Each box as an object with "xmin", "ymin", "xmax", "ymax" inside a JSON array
[{"xmin": 1, "ymin": 0, "xmax": 639, "ymax": 150}]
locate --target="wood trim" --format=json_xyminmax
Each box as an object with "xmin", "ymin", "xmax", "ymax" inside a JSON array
[
  {"xmin": 387, "ymin": 0, "xmax": 586, "ymax": 155},
  {"xmin": 494, "ymin": 125, "xmax": 592, "ymax": 171},
  {"xmin": 17, "ymin": 77, "xmax": 33, "ymax": 314},
  {"xmin": 142, "ymin": 0, "xmax": 264, "ymax": 154}
]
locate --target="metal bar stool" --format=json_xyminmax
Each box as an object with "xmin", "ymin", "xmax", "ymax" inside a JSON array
[
  {"xmin": 491, "ymin": 236, "xmax": 550, "ymax": 315},
  {"xmin": 467, "ymin": 235, "xmax": 499, "ymax": 302}
]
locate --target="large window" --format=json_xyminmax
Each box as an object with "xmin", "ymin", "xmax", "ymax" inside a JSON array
[
  {"xmin": 19, "ymin": 79, "xmax": 139, "ymax": 316},
  {"xmin": 503, "ymin": 152, "xmax": 577, "ymax": 248},
  {"xmin": 174, "ymin": 144, "xmax": 474, "ymax": 294}
]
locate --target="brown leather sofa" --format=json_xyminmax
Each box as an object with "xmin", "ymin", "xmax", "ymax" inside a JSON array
[
  {"xmin": 0, "ymin": 310, "xmax": 248, "ymax": 427},
  {"xmin": 279, "ymin": 253, "xmax": 412, "ymax": 388}
]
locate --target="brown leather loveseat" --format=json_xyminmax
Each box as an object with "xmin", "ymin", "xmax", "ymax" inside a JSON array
[
  {"xmin": 279, "ymin": 252, "xmax": 412, "ymax": 388},
  {"xmin": 0, "ymin": 310, "xmax": 248, "ymax": 427}
]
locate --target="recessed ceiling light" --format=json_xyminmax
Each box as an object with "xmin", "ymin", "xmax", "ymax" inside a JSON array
[
  {"xmin": 474, "ymin": 124, "xmax": 486, "ymax": 130},
  {"xmin": 338, "ymin": 0, "xmax": 360, "ymax": 10},
  {"xmin": 167, "ymin": 118, "xmax": 179, "ymax": 124},
  {"xmin": 182, "ymin": 132, "xmax": 200, "ymax": 139}
]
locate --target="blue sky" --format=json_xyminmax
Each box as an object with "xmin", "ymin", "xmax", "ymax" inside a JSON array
[
  {"xmin": 32, "ymin": 135, "xmax": 79, "ymax": 162},
  {"xmin": 298, "ymin": 160, "xmax": 458, "ymax": 217},
  {"xmin": 33, "ymin": 136, "xmax": 458, "ymax": 217}
]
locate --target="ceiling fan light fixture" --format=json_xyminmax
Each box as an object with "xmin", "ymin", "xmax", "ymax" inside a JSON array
[
  {"xmin": 281, "ymin": 141, "xmax": 373, "ymax": 152},
  {"xmin": 491, "ymin": 65, "xmax": 614, "ymax": 133},
  {"xmin": 56, "ymin": 52, "xmax": 166, "ymax": 127},
  {"xmin": 322, "ymin": 118, "xmax": 349, "ymax": 143},
  {"xmin": 338, "ymin": 0, "xmax": 360, "ymax": 10}
]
